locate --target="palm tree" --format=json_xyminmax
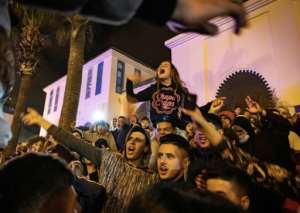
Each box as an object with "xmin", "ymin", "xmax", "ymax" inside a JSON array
[
  {"xmin": 5, "ymin": 10, "xmax": 89, "ymax": 157},
  {"xmin": 4, "ymin": 6, "xmax": 48, "ymax": 157},
  {"xmin": 57, "ymin": 15, "xmax": 89, "ymax": 131}
]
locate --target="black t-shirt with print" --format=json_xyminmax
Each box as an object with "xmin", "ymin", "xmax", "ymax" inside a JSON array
[{"xmin": 126, "ymin": 79, "xmax": 187, "ymax": 127}]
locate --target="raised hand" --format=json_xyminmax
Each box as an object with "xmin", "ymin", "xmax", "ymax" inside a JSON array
[
  {"xmin": 182, "ymin": 107, "xmax": 223, "ymax": 146},
  {"xmin": 170, "ymin": 0, "xmax": 247, "ymax": 35},
  {"xmin": 127, "ymin": 73, "xmax": 141, "ymax": 84},
  {"xmin": 209, "ymin": 96, "xmax": 226, "ymax": 113},
  {"xmin": 21, "ymin": 107, "xmax": 43, "ymax": 126},
  {"xmin": 245, "ymin": 96, "xmax": 262, "ymax": 114},
  {"xmin": 22, "ymin": 108, "xmax": 53, "ymax": 130},
  {"xmin": 181, "ymin": 107, "xmax": 206, "ymax": 125}
]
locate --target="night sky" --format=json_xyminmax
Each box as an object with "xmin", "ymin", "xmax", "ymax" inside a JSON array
[{"xmin": 12, "ymin": 17, "xmax": 175, "ymax": 138}]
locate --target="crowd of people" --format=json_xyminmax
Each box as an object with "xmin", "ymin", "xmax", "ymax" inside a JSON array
[
  {"xmin": 0, "ymin": 0, "xmax": 299, "ymax": 213},
  {"xmin": 0, "ymin": 60, "xmax": 299, "ymax": 213}
]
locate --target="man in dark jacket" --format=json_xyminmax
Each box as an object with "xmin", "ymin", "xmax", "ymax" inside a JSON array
[
  {"xmin": 74, "ymin": 177, "xmax": 107, "ymax": 213},
  {"xmin": 111, "ymin": 116, "xmax": 131, "ymax": 152}
]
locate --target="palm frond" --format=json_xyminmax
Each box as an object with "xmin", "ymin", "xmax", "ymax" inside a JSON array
[
  {"xmin": 12, "ymin": 3, "xmax": 55, "ymax": 28},
  {"xmin": 55, "ymin": 21, "xmax": 71, "ymax": 46}
]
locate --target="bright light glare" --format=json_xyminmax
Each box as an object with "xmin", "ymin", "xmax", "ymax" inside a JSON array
[{"xmin": 92, "ymin": 111, "xmax": 105, "ymax": 121}]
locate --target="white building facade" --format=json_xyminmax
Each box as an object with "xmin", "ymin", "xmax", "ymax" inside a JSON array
[{"xmin": 41, "ymin": 48, "xmax": 154, "ymax": 134}]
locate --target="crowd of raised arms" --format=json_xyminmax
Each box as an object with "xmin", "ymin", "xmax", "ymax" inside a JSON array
[{"xmin": 0, "ymin": 60, "xmax": 299, "ymax": 213}]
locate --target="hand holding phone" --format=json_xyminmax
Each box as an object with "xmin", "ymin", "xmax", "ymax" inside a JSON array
[{"xmin": 183, "ymin": 93, "xmax": 197, "ymax": 110}]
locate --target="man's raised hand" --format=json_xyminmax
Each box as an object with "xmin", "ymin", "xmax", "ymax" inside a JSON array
[
  {"xmin": 181, "ymin": 107, "xmax": 206, "ymax": 125},
  {"xmin": 245, "ymin": 96, "xmax": 262, "ymax": 114},
  {"xmin": 209, "ymin": 96, "xmax": 226, "ymax": 113},
  {"xmin": 22, "ymin": 107, "xmax": 53, "ymax": 130},
  {"xmin": 21, "ymin": 108, "xmax": 43, "ymax": 126}
]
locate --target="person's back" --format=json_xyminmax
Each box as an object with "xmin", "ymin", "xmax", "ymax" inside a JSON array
[
  {"xmin": 128, "ymin": 183, "xmax": 244, "ymax": 213},
  {"xmin": 74, "ymin": 177, "xmax": 106, "ymax": 213},
  {"xmin": 254, "ymin": 111, "xmax": 294, "ymax": 170}
]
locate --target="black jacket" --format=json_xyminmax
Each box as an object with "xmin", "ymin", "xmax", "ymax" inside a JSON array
[
  {"xmin": 254, "ymin": 110, "xmax": 294, "ymax": 170},
  {"xmin": 74, "ymin": 177, "xmax": 107, "ymax": 213}
]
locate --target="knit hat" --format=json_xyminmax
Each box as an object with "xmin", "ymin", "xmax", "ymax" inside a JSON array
[
  {"xmin": 233, "ymin": 116, "xmax": 255, "ymax": 138},
  {"xmin": 219, "ymin": 111, "xmax": 235, "ymax": 122},
  {"xmin": 71, "ymin": 128, "xmax": 83, "ymax": 139}
]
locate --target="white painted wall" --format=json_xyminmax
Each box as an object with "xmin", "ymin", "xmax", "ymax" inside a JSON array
[
  {"xmin": 166, "ymin": 0, "xmax": 300, "ymax": 107},
  {"xmin": 40, "ymin": 76, "xmax": 67, "ymax": 135},
  {"xmin": 76, "ymin": 50, "xmax": 112, "ymax": 127},
  {"xmin": 108, "ymin": 49, "xmax": 154, "ymax": 121},
  {"xmin": 41, "ymin": 49, "xmax": 155, "ymax": 132}
]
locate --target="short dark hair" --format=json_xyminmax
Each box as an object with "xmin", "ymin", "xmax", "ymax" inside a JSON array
[
  {"xmin": 205, "ymin": 164, "xmax": 250, "ymax": 197},
  {"xmin": 128, "ymin": 182, "xmax": 244, "ymax": 213},
  {"xmin": 159, "ymin": 134, "xmax": 191, "ymax": 157},
  {"xmin": 47, "ymin": 144, "xmax": 76, "ymax": 163},
  {"xmin": 95, "ymin": 138, "xmax": 108, "ymax": 148},
  {"xmin": 140, "ymin": 116, "xmax": 150, "ymax": 122},
  {"xmin": 0, "ymin": 153, "xmax": 75, "ymax": 213},
  {"xmin": 156, "ymin": 115, "xmax": 177, "ymax": 128}
]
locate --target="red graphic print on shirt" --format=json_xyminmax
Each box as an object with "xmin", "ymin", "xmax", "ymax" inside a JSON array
[{"xmin": 151, "ymin": 87, "xmax": 181, "ymax": 115}]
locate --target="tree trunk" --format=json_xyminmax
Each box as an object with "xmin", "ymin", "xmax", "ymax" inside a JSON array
[
  {"xmin": 59, "ymin": 16, "xmax": 87, "ymax": 130},
  {"xmin": 4, "ymin": 75, "xmax": 32, "ymax": 157}
]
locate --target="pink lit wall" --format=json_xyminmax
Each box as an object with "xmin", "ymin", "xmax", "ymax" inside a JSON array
[{"xmin": 165, "ymin": 0, "xmax": 300, "ymax": 109}]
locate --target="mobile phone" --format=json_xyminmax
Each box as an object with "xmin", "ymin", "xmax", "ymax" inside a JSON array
[
  {"xmin": 295, "ymin": 105, "xmax": 300, "ymax": 113},
  {"xmin": 183, "ymin": 93, "xmax": 197, "ymax": 110}
]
